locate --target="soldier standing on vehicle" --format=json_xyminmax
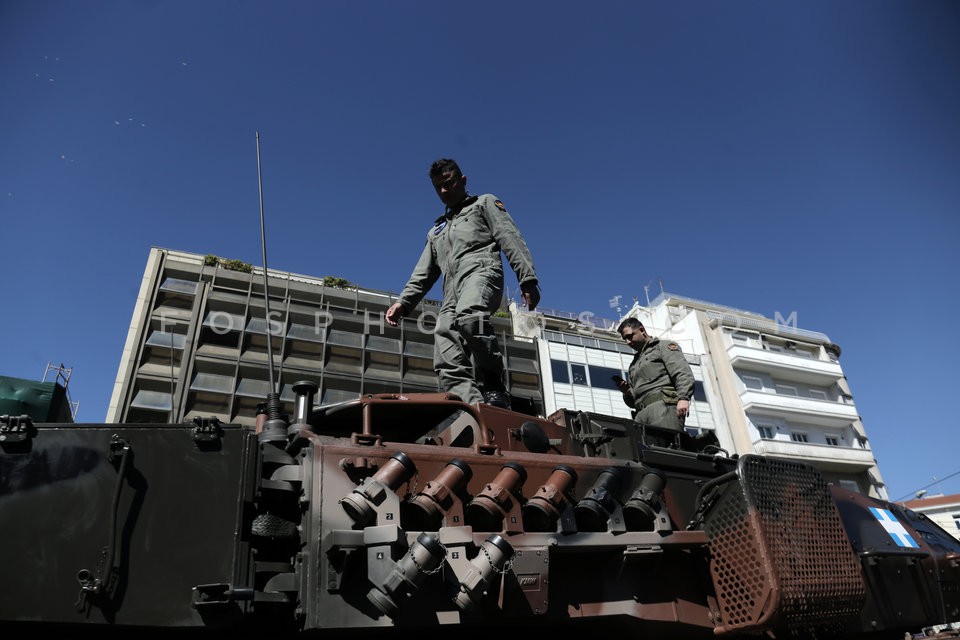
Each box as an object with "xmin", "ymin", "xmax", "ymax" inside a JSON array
[
  {"xmin": 614, "ymin": 317, "xmax": 694, "ymax": 441},
  {"xmin": 385, "ymin": 158, "xmax": 540, "ymax": 409}
]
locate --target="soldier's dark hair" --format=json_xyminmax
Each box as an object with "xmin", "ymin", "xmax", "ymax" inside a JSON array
[
  {"xmin": 429, "ymin": 158, "xmax": 461, "ymax": 178},
  {"xmin": 617, "ymin": 317, "xmax": 644, "ymax": 335}
]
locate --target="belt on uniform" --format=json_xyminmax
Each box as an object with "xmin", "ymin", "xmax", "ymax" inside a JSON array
[{"xmin": 635, "ymin": 387, "xmax": 675, "ymax": 411}]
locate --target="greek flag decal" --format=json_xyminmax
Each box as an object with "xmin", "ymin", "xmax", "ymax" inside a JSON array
[{"xmin": 869, "ymin": 507, "xmax": 919, "ymax": 548}]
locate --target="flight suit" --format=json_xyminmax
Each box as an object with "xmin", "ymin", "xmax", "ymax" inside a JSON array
[
  {"xmin": 622, "ymin": 338, "xmax": 695, "ymax": 434},
  {"xmin": 397, "ymin": 194, "xmax": 538, "ymax": 405}
]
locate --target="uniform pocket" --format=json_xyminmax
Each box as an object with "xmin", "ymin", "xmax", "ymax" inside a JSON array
[{"xmin": 660, "ymin": 387, "xmax": 678, "ymax": 405}]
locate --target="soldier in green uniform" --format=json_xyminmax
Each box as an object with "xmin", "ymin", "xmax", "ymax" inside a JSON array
[
  {"xmin": 615, "ymin": 317, "xmax": 694, "ymax": 443},
  {"xmin": 386, "ymin": 158, "xmax": 540, "ymax": 408}
]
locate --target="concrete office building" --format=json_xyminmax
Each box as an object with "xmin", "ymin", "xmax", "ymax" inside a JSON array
[{"xmin": 107, "ymin": 248, "xmax": 541, "ymax": 426}]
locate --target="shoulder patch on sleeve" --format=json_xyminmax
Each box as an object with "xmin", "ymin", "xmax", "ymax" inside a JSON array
[
  {"xmin": 667, "ymin": 342, "xmax": 680, "ymax": 351},
  {"xmin": 493, "ymin": 199, "xmax": 506, "ymax": 211}
]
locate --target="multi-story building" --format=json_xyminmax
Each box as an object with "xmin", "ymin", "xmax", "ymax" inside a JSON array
[
  {"xmin": 513, "ymin": 302, "xmax": 719, "ymax": 439},
  {"xmin": 109, "ymin": 248, "xmax": 885, "ymax": 499},
  {"xmin": 107, "ymin": 248, "xmax": 541, "ymax": 426},
  {"xmin": 900, "ymin": 493, "xmax": 960, "ymax": 541},
  {"xmin": 508, "ymin": 292, "xmax": 886, "ymax": 499}
]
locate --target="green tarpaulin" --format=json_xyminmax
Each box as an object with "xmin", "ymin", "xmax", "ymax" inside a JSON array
[{"xmin": 0, "ymin": 375, "xmax": 74, "ymax": 422}]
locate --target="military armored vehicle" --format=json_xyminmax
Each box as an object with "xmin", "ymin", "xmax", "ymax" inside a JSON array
[{"xmin": 2, "ymin": 383, "xmax": 959, "ymax": 639}]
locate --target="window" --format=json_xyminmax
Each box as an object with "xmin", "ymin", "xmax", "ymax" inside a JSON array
[
  {"xmin": 551, "ymin": 359, "xmax": 570, "ymax": 384},
  {"xmin": 146, "ymin": 330, "xmax": 186, "ymax": 350},
  {"xmin": 693, "ymin": 381, "xmax": 707, "ymax": 402},
  {"xmin": 159, "ymin": 277, "xmax": 199, "ymax": 295},
  {"xmin": 808, "ymin": 389, "xmax": 828, "ymax": 400},
  {"xmin": 203, "ymin": 310, "xmax": 245, "ymax": 334},
  {"xmin": 839, "ymin": 479, "xmax": 861, "ymax": 494},
  {"xmin": 791, "ymin": 432, "xmax": 809, "ymax": 443},
  {"xmin": 588, "ymin": 365, "xmax": 624, "ymax": 390},
  {"xmin": 775, "ymin": 384, "xmax": 798, "ymax": 396},
  {"xmin": 953, "ymin": 515, "xmax": 960, "ymax": 531},
  {"xmin": 742, "ymin": 375, "xmax": 763, "ymax": 390},
  {"xmin": 570, "ymin": 363, "xmax": 587, "ymax": 385},
  {"xmin": 757, "ymin": 425, "xmax": 774, "ymax": 439},
  {"xmin": 130, "ymin": 389, "xmax": 172, "ymax": 411},
  {"xmin": 826, "ymin": 435, "xmax": 840, "ymax": 446}
]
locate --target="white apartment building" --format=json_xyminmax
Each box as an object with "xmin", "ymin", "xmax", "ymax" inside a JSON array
[{"xmin": 511, "ymin": 292, "xmax": 887, "ymax": 500}]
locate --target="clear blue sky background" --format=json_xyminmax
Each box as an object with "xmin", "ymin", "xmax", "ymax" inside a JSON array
[{"xmin": 3, "ymin": 1, "xmax": 958, "ymax": 502}]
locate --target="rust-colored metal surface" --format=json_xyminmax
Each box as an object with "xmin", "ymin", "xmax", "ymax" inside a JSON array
[{"xmin": 701, "ymin": 455, "xmax": 865, "ymax": 635}]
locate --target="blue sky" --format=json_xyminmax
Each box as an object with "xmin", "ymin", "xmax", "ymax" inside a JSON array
[{"xmin": 2, "ymin": 1, "xmax": 958, "ymax": 502}]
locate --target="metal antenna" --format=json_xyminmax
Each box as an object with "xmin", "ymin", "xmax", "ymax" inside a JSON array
[
  {"xmin": 170, "ymin": 331, "xmax": 177, "ymax": 421},
  {"xmin": 255, "ymin": 132, "xmax": 283, "ymax": 435}
]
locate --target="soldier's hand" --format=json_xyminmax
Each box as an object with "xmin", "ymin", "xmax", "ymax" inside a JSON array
[
  {"xmin": 613, "ymin": 376, "xmax": 630, "ymax": 394},
  {"xmin": 385, "ymin": 302, "xmax": 407, "ymax": 327},
  {"xmin": 520, "ymin": 281, "xmax": 540, "ymax": 311},
  {"xmin": 676, "ymin": 399, "xmax": 690, "ymax": 419}
]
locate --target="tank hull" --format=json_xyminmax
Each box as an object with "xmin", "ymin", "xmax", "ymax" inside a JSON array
[{"xmin": 2, "ymin": 394, "xmax": 958, "ymax": 638}]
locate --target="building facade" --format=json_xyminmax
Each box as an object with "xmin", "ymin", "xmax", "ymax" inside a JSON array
[
  {"xmin": 107, "ymin": 248, "xmax": 541, "ymax": 426},
  {"xmin": 507, "ymin": 292, "xmax": 886, "ymax": 499}
]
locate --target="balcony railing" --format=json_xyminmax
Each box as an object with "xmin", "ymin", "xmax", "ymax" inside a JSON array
[
  {"xmin": 705, "ymin": 309, "xmax": 831, "ymax": 343},
  {"xmin": 753, "ymin": 438, "xmax": 876, "ymax": 471},
  {"xmin": 537, "ymin": 307, "xmax": 619, "ymax": 331},
  {"xmin": 740, "ymin": 390, "xmax": 858, "ymax": 426},
  {"xmin": 728, "ymin": 344, "xmax": 843, "ymax": 383}
]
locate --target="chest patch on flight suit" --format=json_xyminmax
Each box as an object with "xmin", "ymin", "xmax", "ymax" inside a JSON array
[
  {"xmin": 667, "ymin": 342, "xmax": 679, "ymax": 351},
  {"xmin": 433, "ymin": 220, "xmax": 447, "ymax": 235},
  {"xmin": 494, "ymin": 199, "xmax": 506, "ymax": 211}
]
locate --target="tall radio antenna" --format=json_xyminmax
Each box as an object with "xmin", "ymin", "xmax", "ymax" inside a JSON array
[
  {"xmin": 256, "ymin": 132, "xmax": 283, "ymax": 441},
  {"xmin": 256, "ymin": 132, "xmax": 277, "ymax": 395}
]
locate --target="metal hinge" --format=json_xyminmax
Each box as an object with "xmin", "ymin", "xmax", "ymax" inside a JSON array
[
  {"xmin": 0, "ymin": 414, "xmax": 35, "ymax": 444},
  {"xmin": 192, "ymin": 416, "xmax": 223, "ymax": 443}
]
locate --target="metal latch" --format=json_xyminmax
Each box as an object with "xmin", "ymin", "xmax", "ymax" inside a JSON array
[
  {"xmin": 192, "ymin": 416, "xmax": 223, "ymax": 443},
  {"xmin": 0, "ymin": 414, "xmax": 34, "ymax": 444},
  {"xmin": 192, "ymin": 583, "xmax": 254, "ymax": 608}
]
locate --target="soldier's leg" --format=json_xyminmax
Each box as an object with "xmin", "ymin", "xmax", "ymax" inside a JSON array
[
  {"xmin": 637, "ymin": 400, "xmax": 685, "ymax": 433},
  {"xmin": 455, "ymin": 274, "xmax": 506, "ymax": 394},
  {"xmin": 434, "ymin": 306, "xmax": 483, "ymax": 404}
]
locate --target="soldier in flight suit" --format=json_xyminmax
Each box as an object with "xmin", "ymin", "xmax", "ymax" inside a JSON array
[
  {"xmin": 615, "ymin": 317, "xmax": 695, "ymax": 442},
  {"xmin": 385, "ymin": 158, "xmax": 540, "ymax": 408}
]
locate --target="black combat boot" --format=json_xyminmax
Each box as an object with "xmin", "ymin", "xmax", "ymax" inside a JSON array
[{"xmin": 482, "ymin": 390, "xmax": 512, "ymax": 410}]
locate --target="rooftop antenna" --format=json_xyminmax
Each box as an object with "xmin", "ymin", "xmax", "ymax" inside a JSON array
[{"xmin": 255, "ymin": 132, "xmax": 286, "ymax": 444}]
